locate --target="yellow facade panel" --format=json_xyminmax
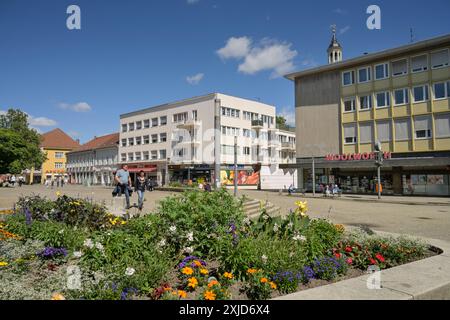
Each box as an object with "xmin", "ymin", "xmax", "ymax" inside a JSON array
[
  {"xmin": 358, "ymin": 110, "xmax": 372, "ymax": 121},
  {"xmin": 359, "ymin": 143, "xmax": 372, "ymax": 153},
  {"xmin": 342, "ymin": 112, "xmax": 357, "ymax": 123},
  {"xmin": 431, "ymin": 67, "xmax": 450, "ymax": 82},
  {"xmin": 374, "ymin": 79, "xmax": 390, "ymax": 91},
  {"xmin": 392, "ymin": 105, "xmax": 410, "ymax": 117},
  {"xmin": 380, "ymin": 142, "xmax": 392, "ymax": 152},
  {"xmin": 412, "ymin": 102, "xmax": 430, "ymax": 114},
  {"xmin": 342, "ymin": 86, "xmax": 356, "ymax": 96},
  {"xmin": 433, "ymin": 99, "xmax": 450, "ymax": 112},
  {"xmin": 414, "ymin": 139, "xmax": 433, "ymax": 151},
  {"xmin": 411, "ymin": 72, "xmax": 429, "ymax": 85},
  {"xmin": 343, "ymin": 144, "xmax": 357, "ymax": 154},
  {"xmin": 392, "ymin": 76, "xmax": 408, "ymax": 88},
  {"xmin": 435, "ymin": 138, "xmax": 450, "ymax": 150},
  {"xmin": 357, "ymin": 83, "xmax": 372, "ymax": 94},
  {"xmin": 375, "ymin": 108, "xmax": 391, "ymax": 119},
  {"xmin": 394, "ymin": 140, "xmax": 412, "ymax": 152}
]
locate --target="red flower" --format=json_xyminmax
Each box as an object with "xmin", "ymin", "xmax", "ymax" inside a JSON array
[
  {"xmin": 369, "ymin": 258, "xmax": 377, "ymax": 265},
  {"xmin": 345, "ymin": 246, "xmax": 353, "ymax": 253},
  {"xmin": 375, "ymin": 253, "xmax": 385, "ymax": 263},
  {"xmin": 346, "ymin": 258, "xmax": 353, "ymax": 265},
  {"xmin": 334, "ymin": 252, "xmax": 342, "ymax": 259}
]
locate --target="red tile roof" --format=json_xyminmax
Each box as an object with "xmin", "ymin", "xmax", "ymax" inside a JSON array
[
  {"xmin": 70, "ymin": 132, "xmax": 119, "ymax": 153},
  {"xmin": 40, "ymin": 128, "xmax": 80, "ymax": 150}
]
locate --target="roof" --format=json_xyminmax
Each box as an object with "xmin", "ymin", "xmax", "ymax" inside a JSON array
[
  {"xmin": 40, "ymin": 128, "xmax": 80, "ymax": 150},
  {"xmin": 69, "ymin": 133, "xmax": 119, "ymax": 153},
  {"xmin": 285, "ymin": 33, "xmax": 450, "ymax": 81}
]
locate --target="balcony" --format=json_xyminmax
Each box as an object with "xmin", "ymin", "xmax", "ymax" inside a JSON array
[
  {"xmin": 177, "ymin": 119, "xmax": 201, "ymax": 129},
  {"xmin": 281, "ymin": 142, "xmax": 295, "ymax": 151},
  {"xmin": 251, "ymin": 119, "xmax": 264, "ymax": 129}
]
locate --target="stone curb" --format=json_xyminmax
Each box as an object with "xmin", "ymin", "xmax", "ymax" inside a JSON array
[{"xmin": 274, "ymin": 231, "xmax": 450, "ymax": 300}]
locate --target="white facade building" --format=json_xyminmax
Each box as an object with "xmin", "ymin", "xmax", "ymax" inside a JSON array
[
  {"xmin": 66, "ymin": 133, "xmax": 119, "ymax": 186},
  {"xmin": 119, "ymin": 93, "xmax": 297, "ymax": 189}
]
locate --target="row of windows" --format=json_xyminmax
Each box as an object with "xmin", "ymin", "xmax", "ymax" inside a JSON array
[
  {"xmin": 54, "ymin": 152, "xmax": 65, "ymax": 159},
  {"xmin": 342, "ymin": 49, "xmax": 450, "ymax": 86},
  {"xmin": 121, "ymin": 133, "xmax": 167, "ymax": 147},
  {"xmin": 343, "ymin": 81, "xmax": 450, "ymax": 112},
  {"xmin": 121, "ymin": 150, "xmax": 167, "ymax": 162},
  {"xmin": 122, "ymin": 116, "xmax": 168, "ymax": 133},
  {"xmin": 343, "ymin": 113, "xmax": 450, "ymax": 144},
  {"xmin": 68, "ymin": 156, "xmax": 117, "ymax": 166}
]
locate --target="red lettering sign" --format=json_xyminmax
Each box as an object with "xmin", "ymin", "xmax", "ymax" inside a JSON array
[{"xmin": 325, "ymin": 152, "xmax": 393, "ymax": 162}]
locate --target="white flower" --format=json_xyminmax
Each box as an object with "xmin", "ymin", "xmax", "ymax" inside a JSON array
[
  {"xmin": 261, "ymin": 254, "xmax": 268, "ymax": 264},
  {"xmin": 293, "ymin": 234, "xmax": 307, "ymax": 242},
  {"xmin": 186, "ymin": 232, "xmax": 194, "ymax": 242},
  {"xmin": 263, "ymin": 215, "xmax": 269, "ymax": 221},
  {"xmin": 243, "ymin": 217, "xmax": 251, "ymax": 225},
  {"xmin": 83, "ymin": 239, "xmax": 94, "ymax": 249},
  {"xmin": 273, "ymin": 223, "xmax": 279, "ymax": 232},
  {"xmin": 184, "ymin": 247, "xmax": 194, "ymax": 254},
  {"xmin": 287, "ymin": 222, "xmax": 294, "ymax": 229},
  {"xmin": 95, "ymin": 242, "xmax": 104, "ymax": 251},
  {"xmin": 58, "ymin": 229, "xmax": 64, "ymax": 234},
  {"xmin": 73, "ymin": 251, "xmax": 83, "ymax": 258},
  {"xmin": 125, "ymin": 267, "xmax": 135, "ymax": 276},
  {"xmin": 169, "ymin": 225, "xmax": 177, "ymax": 233},
  {"xmin": 158, "ymin": 239, "xmax": 166, "ymax": 247}
]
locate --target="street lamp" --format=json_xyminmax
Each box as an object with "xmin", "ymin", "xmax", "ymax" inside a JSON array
[{"xmin": 374, "ymin": 141, "xmax": 383, "ymax": 200}]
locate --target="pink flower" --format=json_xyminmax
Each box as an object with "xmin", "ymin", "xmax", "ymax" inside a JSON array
[
  {"xmin": 334, "ymin": 252, "xmax": 342, "ymax": 259},
  {"xmin": 375, "ymin": 253, "xmax": 385, "ymax": 263},
  {"xmin": 346, "ymin": 258, "xmax": 353, "ymax": 265},
  {"xmin": 345, "ymin": 246, "xmax": 353, "ymax": 253}
]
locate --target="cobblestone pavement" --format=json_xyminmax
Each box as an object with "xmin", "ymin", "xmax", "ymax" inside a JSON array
[{"xmin": 1, "ymin": 185, "xmax": 449, "ymax": 241}]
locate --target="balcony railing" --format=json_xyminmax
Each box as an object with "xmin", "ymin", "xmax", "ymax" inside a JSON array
[
  {"xmin": 251, "ymin": 120, "xmax": 264, "ymax": 128},
  {"xmin": 281, "ymin": 142, "xmax": 295, "ymax": 150}
]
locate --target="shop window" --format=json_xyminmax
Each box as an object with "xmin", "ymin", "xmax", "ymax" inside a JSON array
[
  {"xmin": 435, "ymin": 113, "xmax": 450, "ymax": 138},
  {"xmin": 394, "ymin": 119, "xmax": 411, "ymax": 141}
]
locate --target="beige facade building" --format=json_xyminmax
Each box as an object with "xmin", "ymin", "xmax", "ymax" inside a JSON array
[
  {"xmin": 284, "ymin": 33, "xmax": 450, "ymax": 196},
  {"xmin": 119, "ymin": 93, "xmax": 296, "ymax": 189}
]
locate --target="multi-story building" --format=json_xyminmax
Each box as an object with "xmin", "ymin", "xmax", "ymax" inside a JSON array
[
  {"xmin": 283, "ymin": 32, "xmax": 450, "ymax": 196},
  {"xmin": 38, "ymin": 128, "xmax": 80, "ymax": 184},
  {"xmin": 119, "ymin": 93, "xmax": 297, "ymax": 189},
  {"xmin": 66, "ymin": 133, "xmax": 119, "ymax": 186}
]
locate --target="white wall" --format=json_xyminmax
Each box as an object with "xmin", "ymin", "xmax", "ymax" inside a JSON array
[{"xmin": 260, "ymin": 164, "xmax": 298, "ymax": 190}]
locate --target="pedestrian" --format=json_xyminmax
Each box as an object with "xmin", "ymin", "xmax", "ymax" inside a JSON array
[
  {"xmin": 115, "ymin": 164, "xmax": 132, "ymax": 209},
  {"xmin": 18, "ymin": 176, "xmax": 24, "ymax": 187},
  {"xmin": 10, "ymin": 175, "xmax": 16, "ymax": 187},
  {"xmin": 135, "ymin": 170, "xmax": 148, "ymax": 211},
  {"xmin": 288, "ymin": 183, "xmax": 294, "ymax": 195},
  {"xmin": 61, "ymin": 177, "xmax": 65, "ymax": 188},
  {"xmin": 204, "ymin": 181, "xmax": 212, "ymax": 192},
  {"xmin": 51, "ymin": 178, "xmax": 54, "ymax": 189}
]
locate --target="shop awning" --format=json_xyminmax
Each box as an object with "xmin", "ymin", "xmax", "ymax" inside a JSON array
[{"xmin": 127, "ymin": 167, "xmax": 157, "ymax": 173}]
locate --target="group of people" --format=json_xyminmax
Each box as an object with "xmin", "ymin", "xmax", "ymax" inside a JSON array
[
  {"xmin": 44, "ymin": 176, "xmax": 66, "ymax": 189},
  {"xmin": 0, "ymin": 175, "xmax": 25, "ymax": 187},
  {"xmin": 320, "ymin": 183, "xmax": 341, "ymax": 197}
]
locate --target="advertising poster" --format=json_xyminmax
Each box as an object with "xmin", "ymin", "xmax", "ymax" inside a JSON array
[{"xmin": 220, "ymin": 169, "xmax": 260, "ymax": 186}]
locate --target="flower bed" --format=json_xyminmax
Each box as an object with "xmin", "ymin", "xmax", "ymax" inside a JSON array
[{"xmin": 0, "ymin": 190, "xmax": 434, "ymax": 300}]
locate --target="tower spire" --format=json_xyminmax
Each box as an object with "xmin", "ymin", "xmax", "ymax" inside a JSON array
[{"xmin": 327, "ymin": 24, "xmax": 342, "ymax": 64}]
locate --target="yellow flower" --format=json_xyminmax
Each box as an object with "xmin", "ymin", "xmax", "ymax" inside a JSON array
[
  {"xmin": 193, "ymin": 260, "xmax": 202, "ymax": 267},
  {"xmin": 223, "ymin": 272, "xmax": 233, "ymax": 279},
  {"xmin": 182, "ymin": 267, "xmax": 194, "ymax": 275},
  {"xmin": 51, "ymin": 293, "xmax": 65, "ymax": 300},
  {"xmin": 270, "ymin": 281, "xmax": 277, "ymax": 290},
  {"xmin": 121, "ymin": 221, "xmax": 127, "ymax": 225},
  {"xmin": 177, "ymin": 290, "xmax": 187, "ymax": 299},
  {"xmin": 247, "ymin": 268, "xmax": 258, "ymax": 275},
  {"xmin": 335, "ymin": 224, "xmax": 345, "ymax": 233},
  {"xmin": 204, "ymin": 290, "xmax": 216, "ymax": 301},
  {"xmin": 0, "ymin": 261, "xmax": 8, "ymax": 267},
  {"xmin": 56, "ymin": 192, "xmax": 61, "ymax": 197},
  {"xmin": 187, "ymin": 277, "xmax": 198, "ymax": 289},
  {"xmin": 208, "ymin": 280, "xmax": 219, "ymax": 288},
  {"xmin": 200, "ymin": 268, "xmax": 209, "ymax": 275},
  {"xmin": 260, "ymin": 277, "xmax": 269, "ymax": 283}
]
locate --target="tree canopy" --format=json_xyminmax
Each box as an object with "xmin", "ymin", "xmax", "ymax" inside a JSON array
[{"xmin": 0, "ymin": 109, "xmax": 46, "ymax": 174}]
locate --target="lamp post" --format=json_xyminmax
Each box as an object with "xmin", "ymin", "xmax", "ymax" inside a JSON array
[
  {"xmin": 374, "ymin": 141, "xmax": 383, "ymax": 200},
  {"xmin": 165, "ymin": 157, "xmax": 170, "ymax": 186},
  {"xmin": 234, "ymin": 135, "xmax": 238, "ymax": 197}
]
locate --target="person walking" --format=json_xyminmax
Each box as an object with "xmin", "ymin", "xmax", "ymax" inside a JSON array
[
  {"xmin": 115, "ymin": 164, "xmax": 132, "ymax": 209},
  {"xmin": 10, "ymin": 175, "xmax": 16, "ymax": 187},
  {"xmin": 135, "ymin": 171, "xmax": 148, "ymax": 211}
]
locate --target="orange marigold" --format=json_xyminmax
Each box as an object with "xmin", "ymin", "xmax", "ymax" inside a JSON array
[
  {"xmin": 187, "ymin": 277, "xmax": 198, "ymax": 289},
  {"xmin": 204, "ymin": 290, "xmax": 216, "ymax": 300},
  {"xmin": 193, "ymin": 260, "xmax": 202, "ymax": 267},
  {"xmin": 200, "ymin": 268, "xmax": 209, "ymax": 275},
  {"xmin": 270, "ymin": 281, "xmax": 277, "ymax": 290},
  {"xmin": 208, "ymin": 280, "xmax": 219, "ymax": 288},
  {"xmin": 260, "ymin": 277, "xmax": 269, "ymax": 283},
  {"xmin": 177, "ymin": 290, "xmax": 187, "ymax": 298},
  {"xmin": 181, "ymin": 267, "xmax": 194, "ymax": 275},
  {"xmin": 247, "ymin": 268, "xmax": 258, "ymax": 274},
  {"xmin": 223, "ymin": 272, "xmax": 233, "ymax": 279}
]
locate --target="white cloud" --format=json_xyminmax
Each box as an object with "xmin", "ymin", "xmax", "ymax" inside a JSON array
[
  {"xmin": 218, "ymin": 37, "xmax": 297, "ymax": 78},
  {"xmin": 187, "ymin": 0, "xmax": 199, "ymax": 4},
  {"xmin": 333, "ymin": 8, "xmax": 347, "ymax": 15},
  {"xmin": 29, "ymin": 116, "xmax": 57, "ymax": 127},
  {"xmin": 186, "ymin": 73, "xmax": 204, "ymax": 85},
  {"xmin": 277, "ymin": 107, "xmax": 296, "ymax": 127},
  {"xmin": 217, "ymin": 37, "xmax": 251, "ymax": 60},
  {"xmin": 58, "ymin": 102, "xmax": 92, "ymax": 112},
  {"xmin": 339, "ymin": 25, "xmax": 350, "ymax": 35}
]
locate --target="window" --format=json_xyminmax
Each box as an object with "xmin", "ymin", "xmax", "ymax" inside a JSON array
[
  {"xmin": 159, "ymin": 149, "xmax": 167, "ymax": 159},
  {"xmin": 359, "ymin": 123, "xmax": 373, "ymax": 144},
  {"xmin": 136, "ymin": 121, "xmax": 142, "ymax": 130},
  {"xmin": 342, "ymin": 70, "xmax": 355, "ymax": 86},
  {"xmin": 160, "ymin": 133, "xmax": 167, "ymax": 142},
  {"xmin": 395, "ymin": 119, "xmax": 411, "ymax": 141},
  {"xmin": 144, "ymin": 120, "xmax": 150, "ymax": 129},
  {"xmin": 152, "ymin": 118, "xmax": 158, "ymax": 127},
  {"xmin": 243, "ymin": 129, "xmax": 251, "ymax": 137},
  {"xmin": 135, "ymin": 136, "xmax": 142, "ymax": 145},
  {"xmin": 121, "ymin": 124, "xmax": 128, "ymax": 133},
  {"xmin": 414, "ymin": 116, "xmax": 432, "ymax": 139},
  {"xmin": 121, "ymin": 153, "xmax": 126, "ymax": 162},
  {"xmin": 128, "ymin": 153, "xmax": 134, "ymax": 161},
  {"xmin": 160, "ymin": 116, "xmax": 167, "ymax": 126},
  {"xmin": 343, "ymin": 97, "xmax": 356, "ymax": 112},
  {"xmin": 243, "ymin": 147, "xmax": 251, "ymax": 155},
  {"xmin": 411, "ymin": 54, "xmax": 428, "ymax": 73},
  {"xmin": 359, "ymin": 95, "xmax": 372, "ymax": 110},
  {"xmin": 358, "ymin": 67, "xmax": 372, "ymax": 83},
  {"xmin": 394, "ymin": 88, "xmax": 409, "ymax": 105},
  {"xmin": 143, "ymin": 151, "xmax": 149, "ymax": 161},
  {"xmin": 343, "ymin": 124, "xmax": 357, "ymax": 144},
  {"xmin": 376, "ymin": 92, "xmax": 390, "ymax": 108},
  {"xmin": 221, "ymin": 107, "xmax": 240, "ymax": 118},
  {"xmin": 431, "ymin": 49, "xmax": 449, "ymax": 69},
  {"xmin": 135, "ymin": 152, "xmax": 142, "ymax": 161},
  {"xmin": 413, "ymin": 85, "xmax": 429, "ymax": 102},
  {"xmin": 55, "ymin": 152, "xmax": 64, "ymax": 159},
  {"xmin": 435, "ymin": 113, "xmax": 450, "ymax": 138},
  {"xmin": 55, "ymin": 162, "xmax": 63, "ymax": 169},
  {"xmin": 192, "ymin": 110, "xmax": 198, "ymax": 121},
  {"xmin": 434, "ymin": 81, "xmax": 450, "ymax": 100},
  {"xmin": 173, "ymin": 112, "xmax": 188, "ymax": 123},
  {"xmin": 129, "ymin": 123, "xmax": 135, "ymax": 131},
  {"xmin": 376, "ymin": 121, "xmax": 392, "ymax": 142},
  {"xmin": 151, "ymin": 151, "xmax": 158, "ymax": 160},
  {"xmin": 392, "ymin": 59, "xmax": 408, "ymax": 76},
  {"xmin": 375, "ymin": 63, "xmax": 389, "ymax": 80},
  {"xmin": 128, "ymin": 138, "xmax": 134, "ymax": 146},
  {"xmin": 143, "ymin": 135, "xmax": 150, "ymax": 144},
  {"xmin": 152, "ymin": 134, "xmax": 158, "ymax": 143},
  {"xmin": 121, "ymin": 139, "xmax": 127, "ymax": 147}
]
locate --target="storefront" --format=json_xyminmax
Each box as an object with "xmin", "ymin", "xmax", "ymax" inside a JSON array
[
  {"xmin": 169, "ymin": 164, "xmax": 214, "ymax": 184},
  {"xmin": 283, "ymin": 151, "xmax": 450, "ymax": 196}
]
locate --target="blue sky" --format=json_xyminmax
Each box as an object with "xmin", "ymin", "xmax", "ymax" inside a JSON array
[{"xmin": 1, "ymin": 0, "xmax": 450, "ymax": 143}]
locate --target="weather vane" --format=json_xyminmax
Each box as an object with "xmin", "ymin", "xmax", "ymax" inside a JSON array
[{"xmin": 331, "ymin": 24, "xmax": 337, "ymax": 36}]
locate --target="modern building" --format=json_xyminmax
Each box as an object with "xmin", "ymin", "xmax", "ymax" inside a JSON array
[
  {"xmin": 37, "ymin": 128, "xmax": 80, "ymax": 184},
  {"xmin": 66, "ymin": 133, "xmax": 119, "ymax": 186},
  {"xmin": 283, "ymin": 32, "xmax": 450, "ymax": 196},
  {"xmin": 119, "ymin": 93, "xmax": 297, "ymax": 189}
]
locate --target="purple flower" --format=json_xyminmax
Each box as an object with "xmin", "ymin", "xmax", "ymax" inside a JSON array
[
  {"xmin": 37, "ymin": 247, "xmax": 67, "ymax": 259},
  {"xmin": 120, "ymin": 288, "xmax": 138, "ymax": 300},
  {"xmin": 178, "ymin": 256, "xmax": 206, "ymax": 269},
  {"xmin": 25, "ymin": 207, "xmax": 32, "ymax": 226}
]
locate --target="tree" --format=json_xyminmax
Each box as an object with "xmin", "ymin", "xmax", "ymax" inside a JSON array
[
  {"xmin": 0, "ymin": 109, "xmax": 46, "ymax": 174},
  {"xmin": 276, "ymin": 116, "xmax": 288, "ymax": 130}
]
